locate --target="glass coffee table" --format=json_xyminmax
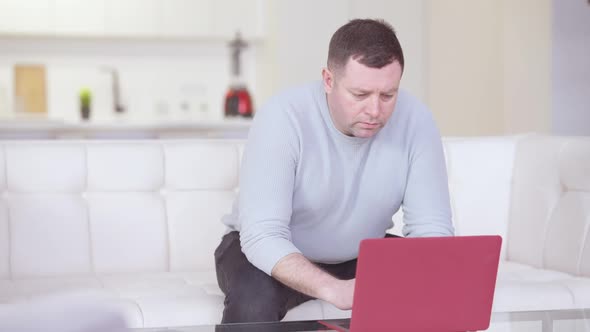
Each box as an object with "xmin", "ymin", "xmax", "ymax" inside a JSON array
[{"xmin": 139, "ymin": 308, "xmax": 590, "ymax": 331}]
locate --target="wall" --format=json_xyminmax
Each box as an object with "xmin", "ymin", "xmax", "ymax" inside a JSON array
[
  {"xmin": 261, "ymin": 0, "xmax": 427, "ymax": 103},
  {"xmin": 0, "ymin": 38, "xmax": 258, "ymax": 123},
  {"xmin": 0, "ymin": 0, "xmax": 573, "ymax": 137},
  {"xmin": 1, "ymin": 0, "xmax": 429, "ymax": 125},
  {"xmin": 552, "ymin": 0, "xmax": 590, "ymax": 136},
  {"xmin": 427, "ymin": 0, "xmax": 504, "ymax": 136},
  {"xmin": 502, "ymin": 0, "xmax": 551, "ymax": 135},
  {"xmin": 268, "ymin": 0, "xmax": 556, "ymax": 137},
  {"xmin": 425, "ymin": 0, "xmax": 552, "ymax": 136}
]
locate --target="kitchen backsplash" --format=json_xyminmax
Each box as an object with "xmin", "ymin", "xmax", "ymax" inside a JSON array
[{"xmin": 0, "ymin": 37, "xmax": 257, "ymax": 123}]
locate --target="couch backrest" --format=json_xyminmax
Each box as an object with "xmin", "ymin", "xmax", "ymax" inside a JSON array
[
  {"xmin": 0, "ymin": 140, "xmax": 243, "ymax": 279},
  {"xmin": 390, "ymin": 136, "xmax": 519, "ymax": 260},
  {"xmin": 1, "ymin": 136, "xmax": 588, "ymax": 279},
  {"xmin": 507, "ymin": 135, "xmax": 590, "ymax": 277},
  {"xmin": 444, "ymin": 136, "xmax": 520, "ymax": 259}
]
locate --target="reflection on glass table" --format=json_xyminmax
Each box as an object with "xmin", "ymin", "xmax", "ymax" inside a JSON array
[{"xmin": 136, "ymin": 308, "xmax": 590, "ymax": 332}]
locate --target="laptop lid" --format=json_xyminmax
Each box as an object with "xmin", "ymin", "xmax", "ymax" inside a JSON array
[{"xmin": 345, "ymin": 235, "xmax": 502, "ymax": 332}]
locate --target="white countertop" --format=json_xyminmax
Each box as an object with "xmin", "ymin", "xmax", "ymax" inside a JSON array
[{"xmin": 0, "ymin": 118, "xmax": 252, "ymax": 139}]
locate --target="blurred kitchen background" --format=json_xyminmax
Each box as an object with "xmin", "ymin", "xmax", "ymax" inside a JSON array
[{"xmin": 0, "ymin": 0, "xmax": 588, "ymax": 138}]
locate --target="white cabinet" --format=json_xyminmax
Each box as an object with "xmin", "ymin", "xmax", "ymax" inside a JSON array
[
  {"xmin": 53, "ymin": 0, "xmax": 106, "ymax": 36},
  {"xmin": 210, "ymin": 0, "xmax": 265, "ymax": 39},
  {"xmin": 104, "ymin": 0, "xmax": 160, "ymax": 37},
  {"xmin": 0, "ymin": 0, "xmax": 266, "ymax": 40},
  {"xmin": 160, "ymin": 0, "xmax": 211, "ymax": 37},
  {"xmin": 0, "ymin": 0, "xmax": 52, "ymax": 35}
]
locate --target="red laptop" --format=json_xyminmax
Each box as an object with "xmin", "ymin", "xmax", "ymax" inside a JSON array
[{"xmin": 321, "ymin": 235, "xmax": 502, "ymax": 332}]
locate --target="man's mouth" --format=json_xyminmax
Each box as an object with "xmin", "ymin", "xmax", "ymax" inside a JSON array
[{"xmin": 360, "ymin": 122, "xmax": 380, "ymax": 128}]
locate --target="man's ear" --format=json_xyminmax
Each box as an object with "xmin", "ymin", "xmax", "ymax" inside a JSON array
[{"xmin": 322, "ymin": 67, "xmax": 334, "ymax": 94}]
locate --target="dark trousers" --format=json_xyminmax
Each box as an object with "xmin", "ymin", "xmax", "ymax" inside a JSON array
[{"xmin": 214, "ymin": 231, "xmax": 400, "ymax": 323}]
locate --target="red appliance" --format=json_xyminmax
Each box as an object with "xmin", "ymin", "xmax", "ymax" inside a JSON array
[{"xmin": 224, "ymin": 32, "xmax": 253, "ymax": 118}]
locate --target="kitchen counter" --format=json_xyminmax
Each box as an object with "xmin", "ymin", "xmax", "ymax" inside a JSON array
[{"xmin": 0, "ymin": 118, "xmax": 252, "ymax": 139}]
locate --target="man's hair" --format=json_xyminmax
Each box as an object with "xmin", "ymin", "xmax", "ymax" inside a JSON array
[{"xmin": 327, "ymin": 19, "xmax": 404, "ymax": 74}]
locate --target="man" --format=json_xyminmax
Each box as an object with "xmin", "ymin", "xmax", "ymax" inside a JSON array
[{"xmin": 215, "ymin": 18, "xmax": 454, "ymax": 323}]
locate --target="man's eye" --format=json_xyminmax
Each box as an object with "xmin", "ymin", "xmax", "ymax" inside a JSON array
[
  {"xmin": 381, "ymin": 94, "xmax": 394, "ymax": 101},
  {"xmin": 354, "ymin": 93, "xmax": 368, "ymax": 98}
]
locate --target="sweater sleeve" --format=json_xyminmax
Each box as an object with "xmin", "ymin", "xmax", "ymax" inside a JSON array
[
  {"xmin": 402, "ymin": 107, "xmax": 455, "ymax": 237},
  {"xmin": 237, "ymin": 98, "xmax": 302, "ymax": 275}
]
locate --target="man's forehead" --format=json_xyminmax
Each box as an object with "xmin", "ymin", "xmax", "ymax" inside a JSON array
[
  {"xmin": 339, "ymin": 59, "xmax": 402, "ymax": 91},
  {"xmin": 341, "ymin": 76, "xmax": 400, "ymax": 94},
  {"xmin": 349, "ymin": 85, "xmax": 399, "ymax": 93}
]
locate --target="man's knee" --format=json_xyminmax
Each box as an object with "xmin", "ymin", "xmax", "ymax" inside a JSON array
[{"xmin": 221, "ymin": 275, "xmax": 287, "ymax": 323}]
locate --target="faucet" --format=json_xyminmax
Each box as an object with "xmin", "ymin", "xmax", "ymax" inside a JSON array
[{"xmin": 101, "ymin": 67, "xmax": 125, "ymax": 114}]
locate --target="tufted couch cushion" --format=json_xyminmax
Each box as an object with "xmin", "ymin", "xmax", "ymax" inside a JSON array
[
  {"xmin": 0, "ymin": 135, "xmax": 589, "ymax": 328},
  {"xmin": 450, "ymin": 136, "xmax": 590, "ymax": 314},
  {"xmin": 442, "ymin": 136, "xmax": 590, "ymax": 313},
  {"xmin": 0, "ymin": 141, "xmax": 239, "ymax": 326},
  {"xmin": 508, "ymin": 137, "xmax": 590, "ymax": 277}
]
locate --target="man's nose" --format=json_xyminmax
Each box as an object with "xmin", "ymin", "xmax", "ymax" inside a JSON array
[{"xmin": 365, "ymin": 96, "xmax": 381, "ymax": 118}]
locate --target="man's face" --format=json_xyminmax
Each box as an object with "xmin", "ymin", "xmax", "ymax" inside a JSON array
[{"xmin": 322, "ymin": 58, "xmax": 402, "ymax": 138}]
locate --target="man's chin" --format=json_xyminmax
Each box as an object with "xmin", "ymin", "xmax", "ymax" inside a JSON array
[{"xmin": 353, "ymin": 128, "xmax": 380, "ymax": 138}]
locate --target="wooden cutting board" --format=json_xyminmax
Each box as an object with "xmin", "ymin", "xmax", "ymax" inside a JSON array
[{"xmin": 14, "ymin": 65, "xmax": 47, "ymax": 114}]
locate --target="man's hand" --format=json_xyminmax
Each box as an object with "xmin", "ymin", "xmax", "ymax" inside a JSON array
[
  {"xmin": 320, "ymin": 278, "xmax": 355, "ymax": 310},
  {"xmin": 271, "ymin": 253, "xmax": 355, "ymax": 310}
]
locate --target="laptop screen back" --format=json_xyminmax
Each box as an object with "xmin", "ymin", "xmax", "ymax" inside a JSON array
[{"xmin": 349, "ymin": 235, "xmax": 502, "ymax": 332}]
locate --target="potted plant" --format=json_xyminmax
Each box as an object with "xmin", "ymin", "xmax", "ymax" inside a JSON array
[{"xmin": 79, "ymin": 88, "xmax": 92, "ymax": 121}]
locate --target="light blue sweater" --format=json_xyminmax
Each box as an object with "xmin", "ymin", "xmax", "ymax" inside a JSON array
[{"xmin": 222, "ymin": 81, "xmax": 454, "ymax": 275}]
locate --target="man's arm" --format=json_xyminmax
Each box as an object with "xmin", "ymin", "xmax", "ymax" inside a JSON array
[
  {"xmin": 237, "ymin": 98, "xmax": 354, "ymax": 309},
  {"xmin": 402, "ymin": 107, "xmax": 455, "ymax": 237},
  {"xmin": 239, "ymin": 94, "xmax": 447, "ymax": 310},
  {"xmin": 237, "ymin": 97, "xmax": 302, "ymax": 275},
  {"xmin": 271, "ymin": 253, "xmax": 355, "ymax": 310}
]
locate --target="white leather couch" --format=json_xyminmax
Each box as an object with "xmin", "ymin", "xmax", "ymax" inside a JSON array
[{"xmin": 0, "ymin": 135, "xmax": 588, "ymax": 328}]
